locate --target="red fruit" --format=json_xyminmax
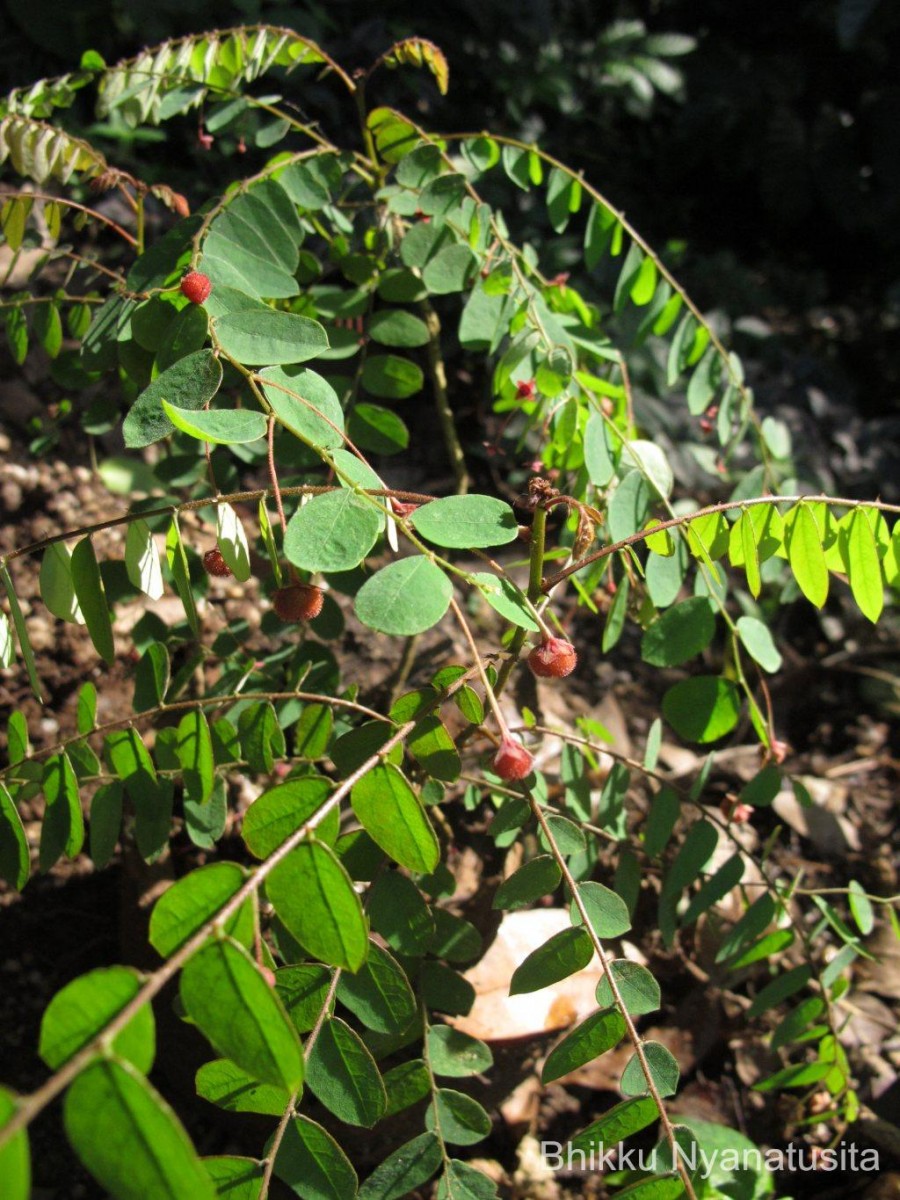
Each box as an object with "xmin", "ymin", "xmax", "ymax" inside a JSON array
[
  {"xmin": 493, "ymin": 736, "xmax": 534, "ymax": 781},
  {"xmin": 515, "ymin": 378, "xmax": 536, "ymax": 401},
  {"xmin": 203, "ymin": 548, "xmax": 232, "ymax": 578},
  {"xmin": 181, "ymin": 270, "xmax": 212, "ymax": 304},
  {"xmin": 273, "ymin": 583, "xmax": 324, "ymax": 623},
  {"xmin": 528, "ymin": 636, "xmax": 577, "ymax": 678}
]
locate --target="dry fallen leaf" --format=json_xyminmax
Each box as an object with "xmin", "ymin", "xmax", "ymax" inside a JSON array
[{"xmin": 449, "ymin": 909, "xmax": 603, "ymax": 1041}]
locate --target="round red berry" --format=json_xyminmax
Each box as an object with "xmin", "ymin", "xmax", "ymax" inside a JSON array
[
  {"xmin": 493, "ymin": 736, "xmax": 534, "ymax": 781},
  {"xmin": 528, "ymin": 636, "xmax": 577, "ymax": 678},
  {"xmin": 203, "ymin": 548, "xmax": 232, "ymax": 578},
  {"xmin": 272, "ymin": 583, "xmax": 324, "ymax": 623},
  {"xmin": 180, "ymin": 270, "xmax": 212, "ymax": 304}
]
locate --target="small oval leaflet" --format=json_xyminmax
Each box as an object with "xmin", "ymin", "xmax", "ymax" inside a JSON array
[
  {"xmin": 260, "ymin": 364, "xmax": 345, "ymax": 451},
  {"xmin": 64, "ymin": 1058, "xmax": 216, "ymax": 1200},
  {"xmin": 180, "ymin": 937, "xmax": 304, "ymax": 1091},
  {"xmin": 161, "ymin": 401, "xmax": 267, "ymax": 445},
  {"xmin": 662, "ymin": 676, "xmax": 741, "ymax": 744},
  {"xmin": 285, "ymin": 490, "xmax": 382, "ymax": 573},
  {"xmin": 39, "ymin": 966, "xmax": 155, "ymax": 1074},
  {"xmin": 266, "ymin": 840, "xmax": 369, "ymax": 972},
  {"xmin": 355, "ymin": 557, "xmax": 452, "ymax": 636},
  {"xmin": 411, "ymin": 494, "xmax": 519, "ymax": 549},
  {"xmin": 214, "ymin": 309, "xmax": 329, "ymax": 365},
  {"xmin": 471, "ymin": 572, "xmax": 539, "ymax": 631},
  {"xmin": 351, "ymin": 763, "xmax": 439, "ymax": 873}
]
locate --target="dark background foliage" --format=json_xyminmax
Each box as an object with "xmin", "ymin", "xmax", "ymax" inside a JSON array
[{"xmin": 3, "ymin": 0, "xmax": 899, "ymax": 424}]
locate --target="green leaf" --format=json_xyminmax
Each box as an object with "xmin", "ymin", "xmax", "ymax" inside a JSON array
[
  {"xmin": 123, "ymin": 350, "xmax": 223, "ymax": 448},
  {"xmin": 64, "ymin": 1058, "xmax": 215, "ymax": 1200},
  {"xmin": 358, "ymin": 1132, "xmax": 442, "ymax": 1200},
  {"xmin": 786, "ymin": 503, "xmax": 829, "ymax": 608},
  {"xmin": 584, "ymin": 200, "xmax": 620, "ymax": 267},
  {"xmin": 337, "ymin": 940, "xmax": 417, "ymax": 1033},
  {"xmin": 149, "ymin": 861, "xmax": 251, "ymax": 957},
  {"xmin": 542, "ymin": 1006, "xmax": 626, "ymax": 1083},
  {"xmin": 162, "ymin": 401, "xmax": 267, "ymax": 445},
  {"xmin": 715, "ymin": 894, "xmax": 776, "ymax": 965},
  {"xmin": 608, "ymin": 471, "xmax": 654, "ymax": 543},
  {"xmin": 568, "ymin": 1096, "xmax": 659, "ymax": 1154},
  {"xmin": 306, "ymin": 1016, "xmax": 386, "ymax": 1126},
  {"xmin": 407, "ymin": 714, "xmax": 461, "ymax": 782},
  {"xmin": 0, "ymin": 1086, "xmax": 30, "ymax": 1200},
  {"xmin": 267, "ymin": 840, "xmax": 369, "ymax": 971},
  {"xmin": 644, "ymin": 787, "xmax": 680, "ymax": 858},
  {"xmin": 133, "ymin": 643, "xmax": 168, "ymax": 715},
  {"xmin": 411, "ymin": 495, "xmax": 519, "ymax": 549},
  {"xmin": 39, "ymin": 752, "xmax": 84, "ymax": 871},
  {"xmin": 276, "ymin": 965, "xmax": 334, "ymax": 1033},
  {"xmin": 203, "ymin": 1156, "xmax": 265, "ymax": 1199},
  {"xmin": 180, "ymin": 937, "xmax": 304, "ymax": 1090},
  {"xmin": 261, "ymin": 365, "xmax": 345, "ymax": 451},
  {"xmin": 355, "ymin": 557, "xmax": 452, "ymax": 636},
  {"xmin": 436, "ymin": 1159, "xmax": 498, "ymax": 1200},
  {"xmin": 428, "ymin": 1026, "xmax": 493, "ymax": 1078},
  {"xmin": 493, "ymin": 855, "xmax": 561, "ymax": 911},
  {"xmin": 842, "ymin": 508, "xmax": 884, "ymax": 622},
  {"xmin": 571, "ymin": 881, "xmax": 631, "ymax": 938},
  {"xmin": 457, "ymin": 577, "xmax": 528, "ymax": 628},
  {"xmin": 165, "ymin": 517, "xmax": 200, "ymax": 637},
  {"xmin": 176, "ymin": 709, "xmax": 215, "ymax": 806},
  {"xmin": 89, "ymin": 782, "xmax": 122, "ymax": 868},
  {"xmin": 202, "ymin": 182, "xmax": 303, "ymax": 298},
  {"xmin": 682, "ymin": 852, "xmax": 745, "ymax": 927},
  {"xmin": 215, "ymin": 503, "xmax": 251, "ymax": 583},
  {"xmin": 509, "ymin": 927, "xmax": 594, "ymax": 995},
  {"xmin": 429, "ymin": 910, "xmax": 481, "ymax": 963},
  {"xmin": 242, "ymin": 776, "xmax": 334, "ymax": 858},
  {"xmin": 583, "ymin": 413, "xmax": 620, "ymax": 488},
  {"xmin": 383, "ymin": 1060, "xmax": 431, "ymax": 1117},
  {"xmin": 104, "ymin": 728, "xmax": 172, "ymax": 862},
  {"xmin": 284, "ymin": 490, "xmax": 382, "ymax": 572},
  {"xmin": 0, "ymin": 782, "xmax": 29, "ymax": 890},
  {"xmin": 641, "ymin": 597, "xmax": 715, "ymax": 667},
  {"xmin": 848, "ymin": 880, "xmax": 875, "ymax": 937},
  {"xmin": 368, "ymin": 309, "xmax": 431, "ymax": 347},
  {"xmin": 620, "ymin": 1041, "xmax": 680, "ymax": 1098},
  {"xmin": 0, "ymin": 611, "xmax": 13, "ymax": 670},
  {"xmin": 347, "ymin": 403, "xmax": 409, "ymax": 455},
  {"xmin": 770, "ymin": 997, "xmax": 827, "ymax": 1052},
  {"xmin": 736, "ymin": 616, "xmax": 782, "ymax": 673},
  {"xmin": 360, "ymin": 354, "xmax": 424, "ymax": 399},
  {"xmin": 40, "ymin": 542, "xmax": 83, "ymax": 623},
  {"xmin": 736, "ymin": 510, "xmax": 761, "ymax": 598},
  {"xmin": 274, "ymin": 1117, "xmax": 358, "ymax": 1200},
  {"xmin": 747, "ymin": 964, "xmax": 812, "ymax": 1018},
  {"xmin": 350, "ymin": 763, "xmax": 439, "ymax": 873},
  {"xmin": 426, "ymin": 1088, "xmax": 492, "ymax": 1145},
  {"xmin": 39, "ymin": 966, "xmax": 154, "ymax": 1072},
  {"xmin": 368, "ymin": 871, "xmax": 434, "ymax": 956},
  {"xmin": 71, "ymin": 537, "xmax": 115, "ymax": 665},
  {"xmin": 662, "ymin": 676, "xmax": 741, "ymax": 743},
  {"xmin": 215, "ymin": 309, "xmax": 328, "ymax": 365},
  {"xmin": 293, "ymin": 704, "xmax": 334, "ymax": 759},
  {"xmin": 596, "ymin": 960, "xmax": 661, "ymax": 1016},
  {"xmin": 238, "ymin": 701, "xmax": 284, "ymax": 774},
  {"xmin": 422, "ymin": 244, "xmax": 477, "ymax": 294},
  {"xmin": 1, "ymin": 565, "xmax": 41, "ymax": 700},
  {"xmin": 739, "ymin": 764, "xmax": 782, "ymax": 808},
  {"xmin": 125, "ymin": 520, "xmax": 164, "ymax": 600}
]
